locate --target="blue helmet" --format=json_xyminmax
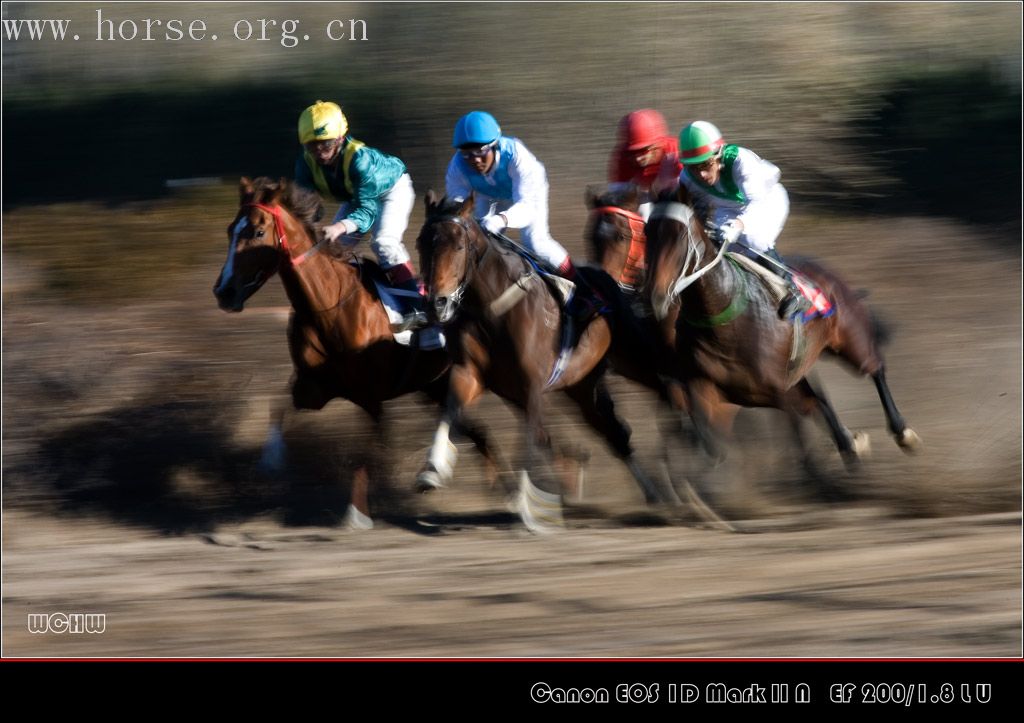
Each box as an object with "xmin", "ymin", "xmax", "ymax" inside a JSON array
[{"xmin": 453, "ymin": 111, "xmax": 501, "ymax": 148}]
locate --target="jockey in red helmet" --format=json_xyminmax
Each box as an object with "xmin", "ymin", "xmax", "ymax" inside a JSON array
[{"xmin": 608, "ymin": 109, "xmax": 683, "ymax": 219}]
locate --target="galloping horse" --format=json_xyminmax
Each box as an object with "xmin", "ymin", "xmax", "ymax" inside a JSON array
[
  {"xmin": 414, "ymin": 192, "xmax": 675, "ymax": 520},
  {"xmin": 585, "ymin": 185, "xmax": 688, "ymax": 411},
  {"xmin": 643, "ymin": 188, "xmax": 921, "ymax": 476},
  {"xmin": 213, "ymin": 177, "xmax": 502, "ymax": 527}
]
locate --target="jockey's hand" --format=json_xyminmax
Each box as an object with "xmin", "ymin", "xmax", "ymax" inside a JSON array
[
  {"xmin": 322, "ymin": 219, "xmax": 359, "ymax": 244},
  {"xmin": 481, "ymin": 214, "xmax": 507, "ymax": 235},
  {"xmin": 716, "ymin": 219, "xmax": 743, "ymax": 245}
]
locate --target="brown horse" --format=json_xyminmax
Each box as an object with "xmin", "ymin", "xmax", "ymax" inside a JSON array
[
  {"xmin": 414, "ymin": 192, "xmax": 676, "ymax": 524},
  {"xmin": 584, "ymin": 185, "xmax": 689, "ymax": 412},
  {"xmin": 643, "ymin": 190, "xmax": 921, "ymax": 480},
  {"xmin": 213, "ymin": 177, "xmax": 503, "ymax": 527}
]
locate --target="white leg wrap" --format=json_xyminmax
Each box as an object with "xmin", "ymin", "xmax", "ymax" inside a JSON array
[
  {"xmin": 517, "ymin": 471, "xmax": 564, "ymax": 534},
  {"xmin": 428, "ymin": 420, "xmax": 458, "ymax": 483},
  {"xmin": 342, "ymin": 504, "xmax": 374, "ymax": 530}
]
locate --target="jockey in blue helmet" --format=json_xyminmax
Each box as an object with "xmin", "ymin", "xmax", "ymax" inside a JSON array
[{"xmin": 445, "ymin": 111, "xmax": 602, "ymax": 340}]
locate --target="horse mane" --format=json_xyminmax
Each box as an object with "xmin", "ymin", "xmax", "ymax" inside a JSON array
[
  {"xmin": 250, "ymin": 177, "xmax": 324, "ymax": 239},
  {"xmin": 587, "ymin": 183, "xmax": 639, "ymax": 212}
]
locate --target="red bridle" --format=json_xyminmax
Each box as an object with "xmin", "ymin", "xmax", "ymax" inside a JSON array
[
  {"xmin": 592, "ymin": 206, "xmax": 647, "ymax": 288},
  {"xmin": 245, "ymin": 203, "xmax": 321, "ymax": 267}
]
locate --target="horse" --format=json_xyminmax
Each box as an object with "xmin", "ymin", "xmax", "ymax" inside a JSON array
[
  {"xmin": 642, "ymin": 188, "xmax": 921, "ymax": 487},
  {"xmin": 414, "ymin": 192, "xmax": 679, "ymax": 526},
  {"xmin": 213, "ymin": 177, "xmax": 504, "ymax": 528},
  {"xmin": 584, "ymin": 184, "xmax": 689, "ymax": 411}
]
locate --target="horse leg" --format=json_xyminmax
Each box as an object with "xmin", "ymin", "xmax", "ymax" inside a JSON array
[
  {"xmin": 669, "ymin": 379, "xmax": 741, "ymax": 530},
  {"xmin": 685, "ymin": 378, "xmax": 735, "ymax": 464},
  {"xmin": 873, "ymin": 367, "xmax": 922, "ymax": 453},
  {"xmin": 259, "ymin": 373, "xmax": 328, "ymax": 475},
  {"xmin": 517, "ymin": 384, "xmax": 567, "ymax": 533},
  {"xmin": 258, "ymin": 390, "xmax": 291, "ymax": 473},
  {"xmin": 562, "ymin": 373, "xmax": 669, "ymax": 505},
  {"xmin": 415, "ymin": 364, "xmax": 486, "ymax": 492},
  {"xmin": 451, "ymin": 415, "xmax": 516, "ymax": 495},
  {"xmin": 831, "ymin": 309, "xmax": 921, "ymax": 453},
  {"xmin": 785, "ymin": 376, "xmax": 868, "ymax": 473}
]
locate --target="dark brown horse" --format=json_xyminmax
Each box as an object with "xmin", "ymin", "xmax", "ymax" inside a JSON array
[
  {"xmin": 414, "ymin": 192, "xmax": 676, "ymax": 525},
  {"xmin": 584, "ymin": 185, "xmax": 689, "ymax": 413},
  {"xmin": 643, "ymin": 189, "xmax": 921, "ymax": 477},
  {"xmin": 213, "ymin": 177, "xmax": 503, "ymax": 527}
]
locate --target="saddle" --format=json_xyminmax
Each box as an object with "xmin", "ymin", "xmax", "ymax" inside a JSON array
[
  {"xmin": 353, "ymin": 260, "xmax": 445, "ymax": 350},
  {"xmin": 484, "ymin": 230, "xmax": 599, "ymax": 387},
  {"xmin": 726, "ymin": 251, "xmax": 834, "ymax": 322}
]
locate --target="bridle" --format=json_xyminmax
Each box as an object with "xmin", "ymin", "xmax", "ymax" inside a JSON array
[
  {"xmin": 649, "ymin": 202, "xmax": 731, "ymax": 300},
  {"xmin": 591, "ymin": 205, "xmax": 647, "ymax": 289},
  {"xmin": 428, "ymin": 214, "xmax": 490, "ymax": 323},
  {"xmin": 242, "ymin": 202, "xmax": 358, "ymax": 313},
  {"xmin": 245, "ymin": 202, "xmax": 327, "ymax": 268}
]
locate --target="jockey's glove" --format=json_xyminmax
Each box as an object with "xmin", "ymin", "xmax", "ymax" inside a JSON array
[
  {"xmin": 716, "ymin": 220, "xmax": 742, "ymax": 245},
  {"xmin": 322, "ymin": 219, "xmax": 359, "ymax": 244},
  {"xmin": 481, "ymin": 214, "xmax": 508, "ymax": 235}
]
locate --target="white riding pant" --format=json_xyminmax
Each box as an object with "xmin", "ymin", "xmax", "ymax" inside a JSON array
[
  {"xmin": 334, "ymin": 172, "xmax": 415, "ymax": 270},
  {"xmin": 482, "ymin": 196, "xmax": 570, "ymax": 272},
  {"xmin": 709, "ymin": 183, "xmax": 789, "ymax": 253}
]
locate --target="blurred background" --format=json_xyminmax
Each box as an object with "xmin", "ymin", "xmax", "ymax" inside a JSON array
[
  {"xmin": 4, "ymin": 2, "xmax": 1020, "ymax": 221},
  {"xmin": 2, "ymin": 2, "xmax": 1021, "ymax": 657}
]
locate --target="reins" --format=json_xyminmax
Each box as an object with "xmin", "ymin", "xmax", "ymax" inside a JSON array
[{"xmin": 246, "ymin": 201, "xmax": 359, "ymax": 314}]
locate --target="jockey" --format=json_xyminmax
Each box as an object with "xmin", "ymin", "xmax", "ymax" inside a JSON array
[
  {"xmin": 295, "ymin": 100, "xmax": 426, "ymax": 331},
  {"xmin": 677, "ymin": 120, "xmax": 812, "ymax": 320},
  {"xmin": 445, "ymin": 110, "xmax": 603, "ymax": 341},
  {"xmin": 608, "ymin": 109, "xmax": 682, "ymax": 219}
]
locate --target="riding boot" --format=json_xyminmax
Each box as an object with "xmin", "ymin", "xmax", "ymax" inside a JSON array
[
  {"xmin": 385, "ymin": 262, "xmax": 429, "ymax": 332},
  {"xmin": 756, "ymin": 249, "xmax": 813, "ymax": 320},
  {"xmin": 557, "ymin": 258, "xmax": 607, "ymax": 348}
]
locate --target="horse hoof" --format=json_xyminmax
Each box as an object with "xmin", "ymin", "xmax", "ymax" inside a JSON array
[
  {"xmin": 517, "ymin": 471, "xmax": 564, "ymax": 534},
  {"xmin": 342, "ymin": 504, "xmax": 374, "ymax": 530},
  {"xmin": 681, "ymin": 481, "xmax": 737, "ymax": 533},
  {"xmin": 414, "ymin": 467, "xmax": 445, "ymax": 493},
  {"xmin": 897, "ymin": 428, "xmax": 922, "ymax": 453}
]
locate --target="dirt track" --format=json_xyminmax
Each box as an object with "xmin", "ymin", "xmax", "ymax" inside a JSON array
[{"xmin": 2, "ymin": 203, "xmax": 1021, "ymax": 658}]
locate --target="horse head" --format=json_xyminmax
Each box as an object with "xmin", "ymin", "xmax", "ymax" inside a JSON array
[
  {"xmin": 584, "ymin": 183, "xmax": 647, "ymax": 289},
  {"xmin": 416, "ymin": 191, "xmax": 484, "ymax": 324},
  {"xmin": 644, "ymin": 187, "xmax": 710, "ymax": 321},
  {"xmin": 214, "ymin": 177, "xmax": 322, "ymax": 312}
]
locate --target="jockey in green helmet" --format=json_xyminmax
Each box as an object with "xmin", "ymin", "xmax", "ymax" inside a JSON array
[{"xmin": 678, "ymin": 120, "xmax": 812, "ymax": 320}]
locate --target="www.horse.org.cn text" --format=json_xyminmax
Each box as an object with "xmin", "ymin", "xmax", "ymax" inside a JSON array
[{"xmin": 2, "ymin": 10, "xmax": 368, "ymax": 47}]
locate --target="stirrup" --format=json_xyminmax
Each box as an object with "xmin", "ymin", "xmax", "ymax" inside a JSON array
[
  {"xmin": 778, "ymin": 293, "xmax": 812, "ymax": 321},
  {"xmin": 390, "ymin": 310, "xmax": 429, "ymax": 333}
]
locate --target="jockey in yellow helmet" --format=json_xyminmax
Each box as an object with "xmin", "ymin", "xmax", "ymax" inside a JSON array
[{"xmin": 296, "ymin": 100, "xmax": 426, "ymax": 330}]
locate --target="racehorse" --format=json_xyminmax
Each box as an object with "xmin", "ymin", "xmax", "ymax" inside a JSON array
[
  {"xmin": 213, "ymin": 177, "xmax": 504, "ymax": 527},
  {"xmin": 584, "ymin": 184, "xmax": 688, "ymax": 410},
  {"xmin": 643, "ymin": 187, "xmax": 921, "ymax": 479},
  {"xmin": 414, "ymin": 192, "xmax": 677, "ymax": 524}
]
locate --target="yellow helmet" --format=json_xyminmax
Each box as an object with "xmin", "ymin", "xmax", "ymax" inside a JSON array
[{"xmin": 298, "ymin": 101, "xmax": 348, "ymax": 144}]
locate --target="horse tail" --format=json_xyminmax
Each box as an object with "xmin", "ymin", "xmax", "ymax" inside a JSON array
[
  {"xmin": 793, "ymin": 255, "xmax": 893, "ymax": 350},
  {"xmin": 868, "ymin": 305, "xmax": 892, "ymax": 348}
]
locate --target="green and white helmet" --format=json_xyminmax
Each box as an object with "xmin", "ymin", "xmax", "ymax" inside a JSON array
[{"xmin": 679, "ymin": 121, "xmax": 725, "ymax": 165}]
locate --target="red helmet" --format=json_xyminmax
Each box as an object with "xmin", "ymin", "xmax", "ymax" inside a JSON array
[{"xmin": 617, "ymin": 109, "xmax": 670, "ymax": 151}]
